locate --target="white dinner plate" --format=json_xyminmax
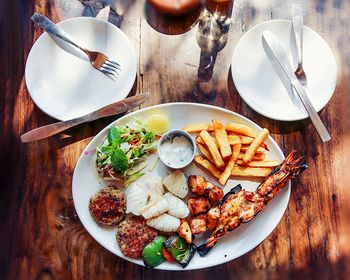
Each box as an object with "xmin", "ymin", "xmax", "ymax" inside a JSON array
[
  {"xmin": 25, "ymin": 17, "xmax": 137, "ymax": 121},
  {"xmin": 72, "ymin": 103, "xmax": 291, "ymax": 270},
  {"xmin": 231, "ymin": 20, "xmax": 337, "ymax": 121}
]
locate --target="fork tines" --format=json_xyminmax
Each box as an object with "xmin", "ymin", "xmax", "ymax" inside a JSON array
[{"xmin": 100, "ymin": 59, "xmax": 121, "ymax": 80}]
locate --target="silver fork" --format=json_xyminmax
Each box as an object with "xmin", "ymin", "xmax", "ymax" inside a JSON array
[
  {"xmin": 292, "ymin": 4, "xmax": 331, "ymax": 142},
  {"xmin": 31, "ymin": 13, "xmax": 121, "ymax": 80}
]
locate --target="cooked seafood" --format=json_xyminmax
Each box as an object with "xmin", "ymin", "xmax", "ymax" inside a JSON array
[
  {"xmin": 140, "ymin": 195, "xmax": 169, "ymax": 219},
  {"xmin": 144, "ymin": 176, "xmax": 164, "ymax": 197},
  {"xmin": 188, "ymin": 197, "xmax": 211, "ymax": 215},
  {"xmin": 89, "ymin": 187, "xmax": 126, "ymax": 226},
  {"xmin": 206, "ymin": 206, "xmax": 220, "ymax": 231},
  {"xmin": 188, "ymin": 175, "xmax": 210, "ymax": 195},
  {"xmin": 178, "ymin": 219, "xmax": 192, "ymax": 244},
  {"xmin": 163, "ymin": 170, "xmax": 188, "ymax": 198},
  {"xmin": 208, "ymin": 185, "xmax": 224, "ymax": 203},
  {"xmin": 147, "ymin": 213, "xmax": 181, "ymax": 232},
  {"xmin": 197, "ymin": 151, "xmax": 308, "ymax": 256},
  {"xmin": 125, "ymin": 183, "xmax": 149, "ymax": 215},
  {"xmin": 190, "ymin": 214, "xmax": 207, "ymax": 235},
  {"xmin": 188, "ymin": 176, "xmax": 224, "ymax": 202},
  {"xmin": 163, "ymin": 193, "xmax": 190, "ymax": 218}
]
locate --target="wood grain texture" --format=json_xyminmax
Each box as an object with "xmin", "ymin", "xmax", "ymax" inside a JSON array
[{"xmin": 0, "ymin": 0, "xmax": 349, "ymax": 279}]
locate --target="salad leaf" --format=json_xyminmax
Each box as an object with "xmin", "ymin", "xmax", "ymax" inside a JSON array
[
  {"xmin": 108, "ymin": 127, "xmax": 121, "ymax": 145},
  {"xmin": 96, "ymin": 118, "xmax": 157, "ymax": 184},
  {"xmin": 101, "ymin": 145, "xmax": 114, "ymax": 155},
  {"xmin": 111, "ymin": 148, "xmax": 129, "ymax": 172}
]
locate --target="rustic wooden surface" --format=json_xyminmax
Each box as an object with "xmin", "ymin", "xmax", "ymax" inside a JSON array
[{"xmin": 1, "ymin": 0, "xmax": 349, "ymax": 279}]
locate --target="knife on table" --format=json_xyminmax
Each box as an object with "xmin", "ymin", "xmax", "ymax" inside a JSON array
[
  {"xmin": 21, "ymin": 93, "xmax": 150, "ymax": 143},
  {"xmin": 261, "ymin": 31, "xmax": 331, "ymax": 142}
]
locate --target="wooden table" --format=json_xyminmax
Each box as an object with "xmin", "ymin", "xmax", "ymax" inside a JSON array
[{"xmin": 1, "ymin": 0, "xmax": 349, "ymax": 279}]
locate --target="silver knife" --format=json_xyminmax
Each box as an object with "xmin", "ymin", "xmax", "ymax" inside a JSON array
[
  {"xmin": 262, "ymin": 31, "xmax": 331, "ymax": 142},
  {"xmin": 21, "ymin": 93, "xmax": 150, "ymax": 143}
]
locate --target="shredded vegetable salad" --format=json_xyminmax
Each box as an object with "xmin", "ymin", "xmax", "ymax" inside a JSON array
[{"xmin": 96, "ymin": 119, "xmax": 156, "ymax": 186}]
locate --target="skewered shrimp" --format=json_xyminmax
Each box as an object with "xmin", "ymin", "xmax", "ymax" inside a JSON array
[{"xmin": 198, "ymin": 151, "xmax": 308, "ymax": 256}]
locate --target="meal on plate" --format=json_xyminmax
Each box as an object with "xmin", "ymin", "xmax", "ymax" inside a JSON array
[{"xmin": 88, "ymin": 117, "xmax": 308, "ymax": 268}]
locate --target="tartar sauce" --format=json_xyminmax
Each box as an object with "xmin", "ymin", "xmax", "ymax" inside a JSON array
[{"xmin": 159, "ymin": 134, "xmax": 194, "ymax": 168}]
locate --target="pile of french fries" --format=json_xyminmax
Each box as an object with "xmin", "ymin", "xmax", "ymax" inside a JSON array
[{"xmin": 183, "ymin": 120, "xmax": 280, "ymax": 186}]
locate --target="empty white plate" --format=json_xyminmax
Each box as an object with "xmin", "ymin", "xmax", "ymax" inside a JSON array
[
  {"xmin": 231, "ymin": 20, "xmax": 337, "ymax": 121},
  {"xmin": 25, "ymin": 17, "xmax": 137, "ymax": 121}
]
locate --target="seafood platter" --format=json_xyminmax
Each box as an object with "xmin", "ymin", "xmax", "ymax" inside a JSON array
[{"xmin": 72, "ymin": 103, "xmax": 308, "ymax": 270}]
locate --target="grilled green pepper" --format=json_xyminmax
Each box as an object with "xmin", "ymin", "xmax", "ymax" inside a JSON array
[
  {"xmin": 163, "ymin": 235, "xmax": 197, "ymax": 268},
  {"xmin": 142, "ymin": 235, "xmax": 167, "ymax": 267}
]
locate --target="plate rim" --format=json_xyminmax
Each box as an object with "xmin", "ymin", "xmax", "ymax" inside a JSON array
[
  {"xmin": 72, "ymin": 102, "xmax": 290, "ymax": 270},
  {"xmin": 231, "ymin": 19, "xmax": 337, "ymax": 122},
  {"xmin": 25, "ymin": 16, "xmax": 137, "ymax": 121}
]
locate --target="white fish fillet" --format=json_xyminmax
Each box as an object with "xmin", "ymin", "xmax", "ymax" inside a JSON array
[
  {"xmin": 139, "ymin": 195, "xmax": 169, "ymax": 219},
  {"xmin": 144, "ymin": 175, "xmax": 164, "ymax": 197},
  {"xmin": 163, "ymin": 170, "xmax": 188, "ymax": 198},
  {"xmin": 163, "ymin": 192, "xmax": 189, "ymax": 218},
  {"xmin": 125, "ymin": 183, "xmax": 150, "ymax": 215},
  {"xmin": 147, "ymin": 213, "xmax": 181, "ymax": 232}
]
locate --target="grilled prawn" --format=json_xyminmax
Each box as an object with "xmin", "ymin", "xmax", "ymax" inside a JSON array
[{"xmin": 197, "ymin": 151, "xmax": 308, "ymax": 256}]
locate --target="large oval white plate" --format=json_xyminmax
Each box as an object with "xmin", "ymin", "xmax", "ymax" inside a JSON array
[
  {"xmin": 72, "ymin": 103, "xmax": 290, "ymax": 270},
  {"xmin": 25, "ymin": 17, "xmax": 137, "ymax": 121},
  {"xmin": 231, "ymin": 20, "xmax": 337, "ymax": 121}
]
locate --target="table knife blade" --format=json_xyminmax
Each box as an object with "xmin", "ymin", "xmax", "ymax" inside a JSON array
[
  {"xmin": 21, "ymin": 93, "xmax": 150, "ymax": 143},
  {"xmin": 261, "ymin": 31, "xmax": 331, "ymax": 142}
]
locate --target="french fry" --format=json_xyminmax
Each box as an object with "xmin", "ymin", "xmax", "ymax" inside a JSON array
[
  {"xmin": 213, "ymin": 120, "xmax": 231, "ymax": 160},
  {"xmin": 196, "ymin": 136, "xmax": 205, "ymax": 145},
  {"xmin": 219, "ymin": 144, "xmax": 241, "ymax": 185},
  {"xmin": 198, "ymin": 135, "xmax": 266, "ymax": 151},
  {"xmin": 231, "ymin": 166, "xmax": 272, "ymax": 177},
  {"xmin": 194, "ymin": 156, "xmax": 222, "ymax": 179},
  {"xmin": 260, "ymin": 142, "xmax": 269, "ymax": 150},
  {"xmin": 226, "ymin": 123, "xmax": 257, "ymax": 138},
  {"xmin": 227, "ymin": 135, "xmax": 241, "ymax": 145},
  {"xmin": 228, "ymin": 134, "xmax": 255, "ymax": 144},
  {"xmin": 236, "ymin": 160, "xmax": 280, "ymax": 168},
  {"xmin": 197, "ymin": 143, "xmax": 214, "ymax": 164},
  {"xmin": 229, "ymin": 135, "xmax": 268, "ymax": 150},
  {"xmin": 197, "ymin": 135, "xmax": 219, "ymax": 147},
  {"xmin": 238, "ymin": 152, "xmax": 266, "ymax": 161},
  {"xmin": 183, "ymin": 124, "xmax": 214, "ymax": 133},
  {"xmin": 237, "ymin": 135, "xmax": 255, "ymax": 145},
  {"xmin": 243, "ymin": 128, "xmax": 270, "ymax": 163},
  {"xmin": 240, "ymin": 145, "xmax": 266, "ymax": 154},
  {"xmin": 199, "ymin": 130, "xmax": 225, "ymax": 169},
  {"xmin": 197, "ymin": 142, "xmax": 266, "ymax": 159}
]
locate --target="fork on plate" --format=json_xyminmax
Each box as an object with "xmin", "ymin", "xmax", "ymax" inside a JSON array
[
  {"xmin": 292, "ymin": 4, "xmax": 331, "ymax": 142},
  {"xmin": 31, "ymin": 13, "xmax": 121, "ymax": 80}
]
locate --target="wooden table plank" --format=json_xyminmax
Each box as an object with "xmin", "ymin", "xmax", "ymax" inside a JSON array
[{"xmin": 0, "ymin": 0, "xmax": 349, "ymax": 279}]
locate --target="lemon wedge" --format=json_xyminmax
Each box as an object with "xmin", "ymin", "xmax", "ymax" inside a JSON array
[{"xmin": 147, "ymin": 114, "xmax": 169, "ymax": 134}]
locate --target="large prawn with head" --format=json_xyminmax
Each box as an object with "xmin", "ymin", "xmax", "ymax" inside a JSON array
[{"xmin": 197, "ymin": 151, "xmax": 308, "ymax": 256}]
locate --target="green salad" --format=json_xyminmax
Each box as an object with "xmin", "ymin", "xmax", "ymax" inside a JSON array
[{"xmin": 96, "ymin": 119, "xmax": 156, "ymax": 186}]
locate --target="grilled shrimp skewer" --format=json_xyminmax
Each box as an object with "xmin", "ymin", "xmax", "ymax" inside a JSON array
[{"xmin": 197, "ymin": 151, "xmax": 308, "ymax": 256}]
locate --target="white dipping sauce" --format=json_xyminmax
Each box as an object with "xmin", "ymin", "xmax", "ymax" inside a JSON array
[{"xmin": 159, "ymin": 134, "xmax": 194, "ymax": 168}]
